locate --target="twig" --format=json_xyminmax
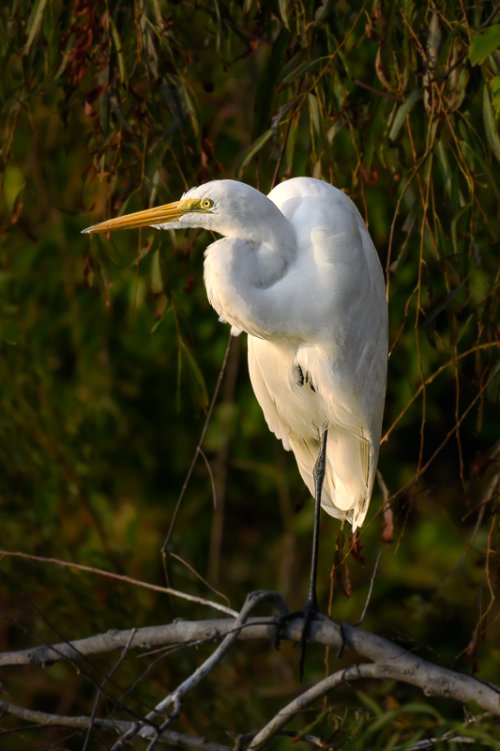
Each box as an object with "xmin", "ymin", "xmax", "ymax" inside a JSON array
[
  {"xmin": 248, "ymin": 663, "xmax": 384, "ymax": 748},
  {"xmin": 353, "ymin": 78, "xmax": 398, "ymax": 100},
  {"xmin": 0, "ymin": 549, "xmax": 237, "ymax": 617},
  {"xmin": 161, "ymin": 333, "xmax": 233, "ymax": 554},
  {"xmin": 0, "ymin": 699, "xmax": 230, "ymax": 751},
  {"xmin": 110, "ymin": 591, "xmax": 287, "ymax": 750},
  {"xmin": 167, "ymin": 550, "xmax": 231, "ymax": 608},
  {"xmin": 248, "ymin": 656, "xmax": 500, "ymax": 749},
  {"xmin": 381, "ymin": 342, "xmax": 496, "ymax": 445},
  {"xmin": 399, "ymin": 737, "xmax": 475, "ymax": 749},
  {"xmin": 396, "ymin": 712, "xmax": 495, "ymax": 750},
  {"xmin": 82, "ymin": 628, "xmax": 137, "ymax": 751},
  {"xmin": 352, "ymin": 549, "xmax": 382, "ymax": 625}
]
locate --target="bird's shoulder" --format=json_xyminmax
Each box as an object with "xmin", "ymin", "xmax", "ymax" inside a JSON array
[{"xmin": 269, "ymin": 178, "xmax": 367, "ymax": 262}]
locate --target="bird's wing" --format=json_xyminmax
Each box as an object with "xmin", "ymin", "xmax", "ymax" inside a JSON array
[
  {"xmin": 299, "ymin": 220, "xmax": 387, "ymax": 527},
  {"xmin": 264, "ymin": 178, "xmax": 388, "ymax": 526},
  {"xmin": 247, "ymin": 335, "xmax": 293, "ymax": 451},
  {"xmin": 267, "ymin": 183, "xmax": 387, "ymax": 436}
]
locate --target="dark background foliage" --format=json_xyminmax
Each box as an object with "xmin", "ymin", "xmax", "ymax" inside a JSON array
[{"xmin": 0, "ymin": 1, "xmax": 498, "ymax": 748}]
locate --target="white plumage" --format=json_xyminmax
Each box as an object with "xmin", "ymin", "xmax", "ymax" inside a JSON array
[{"xmin": 84, "ymin": 177, "xmax": 388, "ymax": 530}]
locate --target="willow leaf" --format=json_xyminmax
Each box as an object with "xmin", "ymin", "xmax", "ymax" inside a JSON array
[
  {"xmin": 23, "ymin": 0, "xmax": 49, "ymax": 55},
  {"xmin": 482, "ymin": 84, "xmax": 500, "ymax": 164}
]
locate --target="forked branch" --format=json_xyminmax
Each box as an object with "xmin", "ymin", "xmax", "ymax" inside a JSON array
[{"xmin": 1, "ymin": 595, "xmax": 498, "ymax": 749}]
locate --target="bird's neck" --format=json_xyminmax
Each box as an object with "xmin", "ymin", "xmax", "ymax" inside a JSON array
[
  {"xmin": 203, "ymin": 214, "xmax": 297, "ymax": 338},
  {"xmin": 225, "ymin": 203, "xmax": 296, "ymax": 260}
]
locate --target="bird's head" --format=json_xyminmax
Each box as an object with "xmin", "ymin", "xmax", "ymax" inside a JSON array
[{"xmin": 82, "ymin": 180, "xmax": 288, "ymax": 243}]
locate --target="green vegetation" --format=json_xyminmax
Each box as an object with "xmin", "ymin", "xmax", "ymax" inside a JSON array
[{"xmin": 0, "ymin": 1, "xmax": 498, "ymax": 748}]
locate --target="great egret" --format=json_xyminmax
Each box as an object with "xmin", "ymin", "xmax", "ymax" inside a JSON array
[{"xmin": 83, "ymin": 177, "xmax": 388, "ymax": 657}]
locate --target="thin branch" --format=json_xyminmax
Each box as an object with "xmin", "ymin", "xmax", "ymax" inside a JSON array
[
  {"xmin": 161, "ymin": 333, "xmax": 233, "ymax": 554},
  {"xmin": 395, "ymin": 712, "xmax": 495, "ymax": 749},
  {"xmin": 353, "ymin": 549, "xmax": 382, "ymax": 625},
  {"xmin": 385, "ymin": 364, "xmax": 499, "ymax": 504},
  {"xmin": 248, "ymin": 663, "xmax": 389, "ymax": 748},
  {"xmin": 110, "ymin": 591, "xmax": 288, "ymax": 750},
  {"xmin": 248, "ymin": 660, "xmax": 500, "ymax": 749},
  {"xmin": 82, "ymin": 627, "xmax": 137, "ymax": 751},
  {"xmin": 400, "ymin": 737, "xmax": 474, "ymax": 750},
  {"xmin": 353, "ymin": 78, "xmax": 398, "ymax": 100},
  {"xmin": 0, "ymin": 549, "xmax": 237, "ymax": 617},
  {"xmin": 166, "ymin": 551, "xmax": 231, "ymax": 609},
  {"xmin": 381, "ymin": 342, "xmax": 496, "ymax": 445},
  {"xmin": 0, "ymin": 699, "xmax": 230, "ymax": 751}
]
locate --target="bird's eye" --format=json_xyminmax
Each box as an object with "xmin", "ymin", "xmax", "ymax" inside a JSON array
[{"xmin": 199, "ymin": 198, "xmax": 214, "ymax": 210}]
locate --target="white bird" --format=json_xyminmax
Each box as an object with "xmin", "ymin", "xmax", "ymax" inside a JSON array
[{"xmin": 83, "ymin": 177, "xmax": 388, "ymax": 646}]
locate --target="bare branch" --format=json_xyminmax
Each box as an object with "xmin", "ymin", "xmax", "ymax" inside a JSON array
[
  {"xmin": 395, "ymin": 713, "xmax": 495, "ymax": 749},
  {"xmin": 353, "ymin": 549, "xmax": 382, "ymax": 625},
  {"xmin": 161, "ymin": 333, "xmax": 233, "ymax": 554},
  {"xmin": 82, "ymin": 627, "xmax": 138, "ymax": 751},
  {"xmin": 0, "ymin": 549, "xmax": 237, "ymax": 617},
  {"xmin": 248, "ymin": 663, "xmax": 389, "ymax": 748},
  {"xmin": 1, "ymin": 604, "xmax": 498, "ymax": 720},
  {"xmin": 247, "ymin": 654, "xmax": 500, "ymax": 749},
  {"xmin": 0, "ymin": 699, "xmax": 231, "ymax": 751},
  {"xmin": 110, "ymin": 591, "xmax": 288, "ymax": 750}
]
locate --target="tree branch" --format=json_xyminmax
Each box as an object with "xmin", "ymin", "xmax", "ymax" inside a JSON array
[
  {"xmin": 109, "ymin": 591, "xmax": 287, "ymax": 750},
  {"xmin": 0, "ymin": 699, "xmax": 230, "ymax": 751},
  {"xmin": 248, "ymin": 663, "xmax": 397, "ymax": 748},
  {"xmin": 1, "ymin": 601, "xmax": 498, "ymax": 719}
]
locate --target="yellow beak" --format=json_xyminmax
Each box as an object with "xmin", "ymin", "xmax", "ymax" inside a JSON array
[{"xmin": 82, "ymin": 198, "xmax": 201, "ymax": 234}]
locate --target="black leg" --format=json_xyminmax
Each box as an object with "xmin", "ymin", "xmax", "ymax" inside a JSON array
[
  {"xmin": 298, "ymin": 428, "xmax": 328, "ymax": 678},
  {"xmin": 309, "ymin": 428, "xmax": 328, "ymax": 607}
]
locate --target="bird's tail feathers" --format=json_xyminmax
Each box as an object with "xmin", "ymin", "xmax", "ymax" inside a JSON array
[{"xmin": 290, "ymin": 429, "xmax": 373, "ymax": 529}]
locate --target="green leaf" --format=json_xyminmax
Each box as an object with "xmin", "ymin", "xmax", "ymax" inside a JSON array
[
  {"xmin": 278, "ymin": 0, "xmax": 290, "ymax": 30},
  {"xmin": 280, "ymin": 57, "xmax": 326, "ymax": 86},
  {"xmin": 179, "ymin": 338, "xmax": 208, "ymax": 410},
  {"xmin": 109, "ymin": 18, "xmax": 126, "ymax": 83},
  {"xmin": 469, "ymin": 24, "xmax": 500, "ymax": 66},
  {"xmin": 365, "ymin": 96, "xmax": 390, "ymax": 170},
  {"xmin": 252, "ymin": 29, "xmax": 289, "ymax": 138},
  {"xmin": 314, "ymin": 0, "xmax": 335, "ymax": 26},
  {"xmin": 388, "ymin": 89, "xmax": 421, "ymax": 142},
  {"xmin": 490, "ymin": 76, "xmax": 500, "ymax": 118},
  {"xmin": 285, "ymin": 111, "xmax": 299, "ymax": 174},
  {"xmin": 237, "ymin": 129, "xmax": 273, "ymax": 174},
  {"xmin": 23, "ymin": 0, "xmax": 49, "ymax": 55},
  {"xmin": 150, "ymin": 249, "xmax": 164, "ymax": 296},
  {"xmin": 308, "ymin": 94, "xmax": 321, "ymax": 136},
  {"xmin": 177, "ymin": 82, "xmax": 200, "ymax": 140},
  {"xmin": 356, "ymin": 690, "xmax": 383, "ymax": 717},
  {"xmin": 3, "ymin": 164, "xmax": 25, "ymax": 213},
  {"xmin": 483, "ymin": 84, "xmax": 500, "ymax": 164}
]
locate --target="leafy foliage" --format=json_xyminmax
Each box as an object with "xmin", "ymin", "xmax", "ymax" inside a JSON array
[{"xmin": 0, "ymin": 0, "xmax": 498, "ymax": 748}]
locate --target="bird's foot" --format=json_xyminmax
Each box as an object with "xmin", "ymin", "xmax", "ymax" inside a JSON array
[
  {"xmin": 298, "ymin": 596, "xmax": 320, "ymax": 679},
  {"xmin": 275, "ymin": 596, "xmax": 321, "ymax": 680}
]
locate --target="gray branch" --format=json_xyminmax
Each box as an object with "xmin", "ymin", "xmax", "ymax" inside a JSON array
[
  {"xmin": 0, "ymin": 699, "xmax": 230, "ymax": 751},
  {"xmin": 1, "ymin": 596, "xmax": 498, "ymax": 749},
  {"xmin": 1, "ymin": 610, "xmax": 498, "ymax": 714},
  {"xmin": 110, "ymin": 591, "xmax": 286, "ymax": 751}
]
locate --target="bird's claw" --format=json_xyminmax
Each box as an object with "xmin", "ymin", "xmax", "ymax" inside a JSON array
[{"xmin": 337, "ymin": 621, "xmax": 349, "ymax": 659}]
